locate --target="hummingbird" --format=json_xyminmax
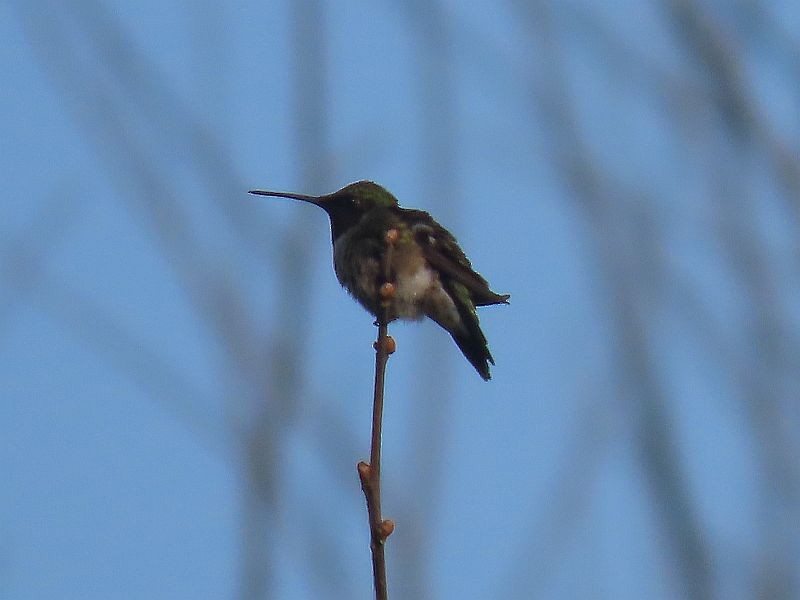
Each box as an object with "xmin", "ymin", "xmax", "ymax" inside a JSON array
[{"xmin": 249, "ymin": 181, "xmax": 509, "ymax": 380}]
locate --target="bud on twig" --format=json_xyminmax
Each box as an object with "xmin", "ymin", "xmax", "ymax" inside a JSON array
[
  {"xmin": 379, "ymin": 519, "xmax": 395, "ymax": 539},
  {"xmin": 379, "ymin": 282, "xmax": 396, "ymax": 300},
  {"xmin": 385, "ymin": 229, "xmax": 399, "ymax": 244}
]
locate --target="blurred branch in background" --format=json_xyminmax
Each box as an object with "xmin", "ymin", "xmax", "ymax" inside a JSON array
[
  {"xmin": 508, "ymin": 0, "xmax": 799, "ymax": 598},
  {"xmin": 7, "ymin": 0, "xmax": 800, "ymax": 599},
  {"xmin": 512, "ymin": 2, "xmax": 714, "ymax": 597},
  {"xmin": 502, "ymin": 392, "xmax": 615, "ymax": 598},
  {"xmin": 60, "ymin": 0, "xmax": 273, "ymax": 256},
  {"xmin": 668, "ymin": 0, "xmax": 800, "ymax": 214},
  {"xmin": 14, "ymin": 3, "xmax": 264, "ymax": 376},
  {"xmin": 667, "ymin": 2, "xmax": 800, "ymax": 596},
  {"xmin": 13, "ymin": 1, "xmax": 336, "ymax": 599},
  {"xmin": 236, "ymin": 1, "xmax": 336, "ymax": 598},
  {"xmin": 0, "ymin": 184, "xmax": 227, "ymax": 451},
  {"xmin": 0, "ymin": 184, "xmax": 78, "ymax": 338},
  {"xmin": 390, "ymin": 1, "xmax": 460, "ymax": 596}
]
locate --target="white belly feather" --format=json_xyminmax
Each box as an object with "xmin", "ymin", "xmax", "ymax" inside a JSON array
[
  {"xmin": 394, "ymin": 266, "xmax": 434, "ymax": 318},
  {"xmin": 333, "ymin": 229, "xmax": 462, "ymax": 330},
  {"xmin": 395, "ymin": 265, "xmax": 462, "ymax": 330}
]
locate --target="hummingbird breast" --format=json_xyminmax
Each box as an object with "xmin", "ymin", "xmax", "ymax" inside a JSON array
[{"xmin": 332, "ymin": 218, "xmax": 462, "ymax": 330}]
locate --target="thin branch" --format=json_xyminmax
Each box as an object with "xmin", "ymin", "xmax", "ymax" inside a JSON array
[
  {"xmin": 358, "ymin": 230, "xmax": 399, "ymax": 600},
  {"xmin": 359, "ymin": 323, "xmax": 391, "ymax": 599}
]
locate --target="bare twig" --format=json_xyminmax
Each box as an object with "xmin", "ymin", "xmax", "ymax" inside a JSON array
[
  {"xmin": 358, "ymin": 230, "xmax": 399, "ymax": 600},
  {"xmin": 358, "ymin": 325, "xmax": 391, "ymax": 599}
]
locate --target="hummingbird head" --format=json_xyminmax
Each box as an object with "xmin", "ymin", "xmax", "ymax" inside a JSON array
[
  {"xmin": 328, "ymin": 181, "xmax": 398, "ymax": 210},
  {"xmin": 249, "ymin": 180, "xmax": 398, "ymax": 242}
]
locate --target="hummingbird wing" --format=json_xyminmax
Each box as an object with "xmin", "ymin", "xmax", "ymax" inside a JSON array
[
  {"xmin": 402, "ymin": 209, "xmax": 510, "ymax": 307},
  {"xmin": 397, "ymin": 208, "xmax": 507, "ymax": 380}
]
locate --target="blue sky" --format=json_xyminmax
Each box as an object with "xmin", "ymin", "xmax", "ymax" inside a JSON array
[{"xmin": 2, "ymin": 2, "xmax": 800, "ymax": 599}]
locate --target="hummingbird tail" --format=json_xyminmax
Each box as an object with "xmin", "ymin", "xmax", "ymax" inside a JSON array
[
  {"xmin": 451, "ymin": 328, "xmax": 494, "ymax": 381},
  {"xmin": 427, "ymin": 281, "xmax": 498, "ymax": 380},
  {"xmin": 447, "ymin": 282, "xmax": 495, "ymax": 380}
]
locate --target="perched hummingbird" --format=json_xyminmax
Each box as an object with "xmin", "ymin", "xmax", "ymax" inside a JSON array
[{"xmin": 249, "ymin": 181, "xmax": 509, "ymax": 380}]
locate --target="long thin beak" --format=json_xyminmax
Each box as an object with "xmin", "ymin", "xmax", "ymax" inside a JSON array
[{"xmin": 248, "ymin": 189, "xmax": 321, "ymax": 205}]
